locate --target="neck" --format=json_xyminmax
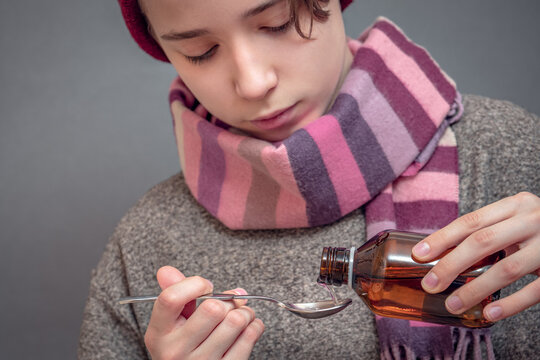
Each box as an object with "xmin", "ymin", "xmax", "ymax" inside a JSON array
[{"xmin": 325, "ymin": 44, "xmax": 354, "ymax": 113}]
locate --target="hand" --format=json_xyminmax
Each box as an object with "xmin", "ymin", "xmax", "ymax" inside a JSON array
[
  {"xmin": 144, "ymin": 266, "xmax": 265, "ymax": 359},
  {"xmin": 411, "ymin": 192, "xmax": 540, "ymax": 322}
]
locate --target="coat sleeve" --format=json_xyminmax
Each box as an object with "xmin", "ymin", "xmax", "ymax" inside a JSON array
[
  {"xmin": 78, "ymin": 236, "xmax": 149, "ymax": 360},
  {"xmin": 454, "ymin": 95, "xmax": 540, "ymax": 359}
]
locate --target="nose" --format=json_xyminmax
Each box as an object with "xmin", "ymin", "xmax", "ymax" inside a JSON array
[{"xmin": 231, "ymin": 43, "xmax": 278, "ymax": 100}]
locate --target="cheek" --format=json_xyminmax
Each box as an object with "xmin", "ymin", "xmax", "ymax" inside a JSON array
[
  {"xmin": 190, "ymin": 84, "xmax": 230, "ymax": 115},
  {"xmin": 283, "ymin": 42, "xmax": 343, "ymax": 91},
  {"xmin": 173, "ymin": 64, "xmax": 232, "ymax": 110},
  {"xmin": 283, "ymin": 24, "xmax": 345, "ymax": 78}
]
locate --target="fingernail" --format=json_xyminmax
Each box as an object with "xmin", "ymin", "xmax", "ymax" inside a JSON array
[
  {"xmin": 206, "ymin": 279, "xmax": 214, "ymax": 289},
  {"xmin": 423, "ymin": 272, "xmax": 439, "ymax": 289},
  {"xmin": 446, "ymin": 295, "xmax": 463, "ymax": 312},
  {"xmin": 233, "ymin": 288, "xmax": 247, "ymax": 295},
  {"xmin": 412, "ymin": 242, "xmax": 430, "ymax": 257},
  {"xmin": 486, "ymin": 306, "xmax": 503, "ymax": 321}
]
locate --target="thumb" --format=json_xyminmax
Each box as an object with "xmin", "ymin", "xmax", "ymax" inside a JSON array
[{"xmin": 156, "ymin": 266, "xmax": 185, "ymax": 290}]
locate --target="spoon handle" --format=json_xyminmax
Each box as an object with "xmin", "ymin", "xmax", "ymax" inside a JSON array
[
  {"xmin": 118, "ymin": 295, "xmax": 158, "ymax": 304},
  {"xmin": 117, "ymin": 293, "xmax": 273, "ymax": 305}
]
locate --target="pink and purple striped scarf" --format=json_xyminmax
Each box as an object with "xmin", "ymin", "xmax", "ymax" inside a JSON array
[{"xmin": 169, "ymin": 17, "xmax": 493, "ymax": 360}]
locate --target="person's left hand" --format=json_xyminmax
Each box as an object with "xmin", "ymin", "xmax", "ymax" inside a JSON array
[{"xmin": 411, "ymin": 192, "xmax": 540, "ymax": 322}]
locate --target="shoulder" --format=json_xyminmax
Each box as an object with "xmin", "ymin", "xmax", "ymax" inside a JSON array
[
  {"xmin": 127, "ymin": 172, "xmax": 195, "ymax": 216},
  {"xmin": 452, "ymin": 94, "xmax": 538, "ymax": 177},
  {"xmin": 456, "ymin": 94, "xmax": 538, "ymax": 148},
  {"xmin": 110, "ymin": 172, "xmax": 222, "ymax": 256},
  {"xmin": 93, "ymin": 172, "xmax": 213, "ymax": 285},
  {"xmin": 453, "ymin": 95, "xmax": 539, "ymax": 213},
  {"xmin": 116, "ymin": 172, "xmax": 210, "ymax": 235},
  {"xmin": 454, "ymin": 94, "xmax": 538, "ymax": 164}
]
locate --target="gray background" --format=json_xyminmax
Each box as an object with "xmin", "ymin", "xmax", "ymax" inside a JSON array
[{"xmin": 1, "ymin": 0, "xmax": 539, "ymax": 358}]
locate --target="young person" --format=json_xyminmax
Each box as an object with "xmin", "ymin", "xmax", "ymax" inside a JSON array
[{"xmin": 78, "ymin": 0, "xmax": 540, "ymax": 358}]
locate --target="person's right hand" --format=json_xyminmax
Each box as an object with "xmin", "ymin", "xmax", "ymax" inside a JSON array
[{"xmin": 144, "ymin": 266, "xmax": 265, "ymax": 359}]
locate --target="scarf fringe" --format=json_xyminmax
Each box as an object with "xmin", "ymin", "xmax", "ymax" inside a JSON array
[
  {"xmin": 378, "ymin": 326, "xmax": 495, "ymax": 360},
  {"xmin": 452, "ymin": 327, "xmax": 495, "ymax": 360}
]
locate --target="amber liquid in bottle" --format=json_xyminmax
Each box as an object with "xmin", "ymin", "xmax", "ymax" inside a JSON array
[{"xmin": 318, "ymin": 230, "xmax": 505, "ymax": 328}]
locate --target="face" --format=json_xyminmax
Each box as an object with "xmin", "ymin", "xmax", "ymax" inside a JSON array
[{"xmin": 141, "ymin": 0, "xmax": 352, "ymax": 141}]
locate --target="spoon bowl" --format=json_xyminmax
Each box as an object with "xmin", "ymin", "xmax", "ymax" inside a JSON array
[
  {"xmin": 281, "ymin": 298, "xmax": 353, "ymax": 319},
  {"xmin": 118, "ymin": 293, "xmax": 352, "ymax": 319}
]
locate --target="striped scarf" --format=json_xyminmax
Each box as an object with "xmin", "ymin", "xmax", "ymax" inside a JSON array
[{"xmin": 169, "ymin": 17, "xmax": 493, "ymax": 359}]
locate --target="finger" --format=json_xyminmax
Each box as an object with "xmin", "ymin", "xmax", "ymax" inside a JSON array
[
  {"xmin": 412, "ymin": 195, "xmax": 518, "ymax": 261},
  {"xmin": 443, "ymin": 242, "xmax": 540, "ymax": 314},
  {"xmin": 156, "ymin": 266, "xmax": 186, "ymax": 290},
  {"xmin": 174, "ymin": 299, "xmax": 250, "ymax": 354},
  {"xmin": 228, "ymin": 288, "xmax": 249, "ymax": 307},
  {"xmin": 156, "ymin": 267, "xmax": 197, "ymax": 322},
  {"xmin": 223, "ymin": 318, "xmax": 265, "ymax": 360},
  {"xmin": 193, "ymin": 306, "xmax": 256, "ymax": 358},
  {"xmin": 420, "ymin": 214, "xmax": 534, "ymax": 293},
  {"xmin": 483, "ymin": 277, "xmax": 540, "ymax": 322},
  {"xmin": 183, "ymin": 287, "xmax": 248, "ymax": 320},
  {"xmin": 148, "ymin": 276, "xmax": 214, "ymax": 334}
]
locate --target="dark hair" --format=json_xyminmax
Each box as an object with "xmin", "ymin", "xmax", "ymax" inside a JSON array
[{"xmin": 289, "ymin": 0, "xmax": 331, "ymax": 38}]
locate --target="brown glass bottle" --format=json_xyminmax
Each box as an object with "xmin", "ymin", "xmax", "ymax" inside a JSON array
[{"xmin": 318, "ymin": 230, "xmax": 505, "ymax": 328}]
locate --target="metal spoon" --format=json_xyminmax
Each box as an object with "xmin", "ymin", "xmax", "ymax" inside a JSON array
[{"xmin": 118, "ymin": 293, "xmax": 352, "ymax": 319}]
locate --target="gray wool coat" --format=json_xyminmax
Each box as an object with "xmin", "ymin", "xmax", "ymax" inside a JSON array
[{"xmin": 78, "ymin": 95, "xmax": 539, "ymax": 359}]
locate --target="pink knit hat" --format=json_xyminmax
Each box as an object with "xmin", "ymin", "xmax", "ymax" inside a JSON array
[{"xmin": 118, "ymin": 0, "xmax": 354, "ymax": 62}]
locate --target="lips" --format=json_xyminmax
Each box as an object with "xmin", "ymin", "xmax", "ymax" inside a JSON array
[{"xmin": 250, "ymin": 104, "xmax": 297, "ymax": 131}]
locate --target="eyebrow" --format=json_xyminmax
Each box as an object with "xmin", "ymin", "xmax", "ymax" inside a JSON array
[
  {"xmin": 242, "ymin": 0, "xmax": 282, "ymax": 18},
  {"xmin": 160, "ymin": 0, "xmax": 283, "ymax": 41}
]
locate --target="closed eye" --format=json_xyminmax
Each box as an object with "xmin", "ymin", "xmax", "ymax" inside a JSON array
[
  {"xmin": 184, "ymin": 45, "xmax": 219, "ymax": 65},
  {"xmin": 184, "ymin": 19, "xmax": 291, "ymax": 65},
  {"xmin": 263, "ymin": 19, "xmax": 292, "ymax": 33}
]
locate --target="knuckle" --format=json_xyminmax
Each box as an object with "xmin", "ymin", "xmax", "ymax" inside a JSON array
[
  {"xmin": 192, "ymin": 275, "xmax": 206, "ymax": 283},
  {"xmin": 531, "ymin": 279, "xmax": 540, "ymax": 297},
  {"xmin": 512, "ymin": 192, "xmax": 540, "ymax": 214},
  {"xmin": 531, "ymin": 207, "xmax": 540, "ymax": 226},
  {"xmin": 225, "ymin": 309, "xmax": 250, "ymax": 329},
  {"xmin": 160, "ymin": 349, "xmax": 181, "ymax": 360},
  {"xmin": 432, "ymin": 255, "xmax": 472, "ymax": 291},
  {"xmin": 199, "ymin": 299, "xmax": 228, "ymax": 321},
  {"xmin": 192, "ymin": 276, "xmax": 210, "ymax": 290},
  {"xmin": 514, "ymin": 191, "xmax": 538, "ymax": 205},
  {"xmin": 470, "ymin": 228, "xmax": 496, "ymax": 247},
  {"xmin": 257, "ymin": 319, "xmax": 265, "ymax": 333},
  {"xmin": 143, "ymin": 331, "xmax": 156, "ymax": 351},
  {"xmin": 240, "ymin": 305, "xmax": 255, "ymax": 318},
  {"xmin": 458, "ymin": 283, "xmax": 482, "ymax": 304},
  {"xmin": 460, "ymin": 211, "xmax": 482, "ymax": 230},
  {"xmin": 158, "ymin": 289, "xmax": 181, "ymax": 311},
  {"xmin": 499, "ymin": 258, "xmax": 523, "ymax": 282},
  {"xmin": 433, "ymin": 257, "xmax": 452, "ymax": 277},
  {"xmin": 145, "ymin": 329, "xmax": 177, "ymax": 358},
  {"xmin": 242, "ymin": 319, "xmax": 264, "ymax": 342},
  {"xmin": 434, "ymin": 228, "xmax": 450, "ymax": 245}
]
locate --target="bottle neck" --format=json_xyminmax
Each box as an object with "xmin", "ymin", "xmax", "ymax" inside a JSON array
[{"xmin": 318, "ymin": 247, "xmax": 352, "ymax": 286}]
